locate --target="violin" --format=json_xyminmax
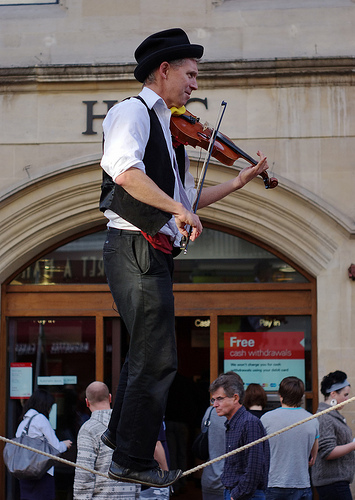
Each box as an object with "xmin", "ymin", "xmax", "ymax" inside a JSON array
[{"xmin": 170, "ymin": 109, "xmax": 278, "ymax": 189}]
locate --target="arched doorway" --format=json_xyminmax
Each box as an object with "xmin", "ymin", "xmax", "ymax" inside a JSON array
[
  {"xmin": 0, "ymin": 158, "xmax": 343, "ymax": 500},
  {"xmin": 2, "ymin": 223, "xmax": 316, "ymax": 499}
]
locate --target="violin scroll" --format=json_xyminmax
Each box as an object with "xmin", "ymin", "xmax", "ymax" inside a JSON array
[{"xmin": 260, "ymin": 172, "xmax": 278, "ymax": 189}]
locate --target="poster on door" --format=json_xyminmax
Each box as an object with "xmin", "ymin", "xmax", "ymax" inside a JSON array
[
  {"xmin": 224, "ymin": 331, "xmax": 305, "ymax": 391},
  {"xmin": 10, "ymin": 362, "xmax": 32, "ymax": 399}
]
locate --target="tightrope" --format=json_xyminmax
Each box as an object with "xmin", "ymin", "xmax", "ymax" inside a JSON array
[
  {"xmin": 0, "ymin": 433, "xmax": 111, "ymax": 479},
  {"xmin": 1, "ymin": 395, "xmax": 355, "ymax": 481}
]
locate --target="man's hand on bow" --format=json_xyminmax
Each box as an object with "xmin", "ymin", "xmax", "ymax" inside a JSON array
[{"xmin": 174, "ymin": 207, "xmax": 202, "ymax": 241}]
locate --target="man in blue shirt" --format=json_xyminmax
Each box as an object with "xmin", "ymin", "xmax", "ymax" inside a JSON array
[{"xmin": 209, "ymin": 372, "xmax": 270, "ymax": 500}]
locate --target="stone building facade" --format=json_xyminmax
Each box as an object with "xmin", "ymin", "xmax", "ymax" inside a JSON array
[{"xmin": 1, "ymin": 1, "xmax": 355, "ymax": 498}]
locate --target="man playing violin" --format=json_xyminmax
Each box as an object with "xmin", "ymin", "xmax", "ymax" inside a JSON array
[{"xmin": 99, "ymin": 28, "xmax": 269, "ymax": 489}]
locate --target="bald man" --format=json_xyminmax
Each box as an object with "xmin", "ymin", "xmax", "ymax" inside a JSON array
[{"xmin": 74, "ymin": 382, "xmax": 140, "ymax": 499}]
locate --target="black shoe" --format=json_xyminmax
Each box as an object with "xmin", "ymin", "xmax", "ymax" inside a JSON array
[
  {"xmin": 101, "ymin": 429, "xmax": 116, "ymax": 450},
  {"xmin": 108, "ymin": 461, "xmax": 182, "ymax": 488}
]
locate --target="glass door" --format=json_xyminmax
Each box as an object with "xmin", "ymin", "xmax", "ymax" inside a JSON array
[
  {"xmin": 6, "ymin": 317, "xmax": 96, "ymax": 500},
  {"xmin": 104, "ymin": 314, "xmax": 210, "ymax": 498}
]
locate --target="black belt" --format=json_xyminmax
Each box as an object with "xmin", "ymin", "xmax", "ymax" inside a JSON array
[{"xmin": 107, "ymin": 228, "xmax": 141, "ymax": 235}]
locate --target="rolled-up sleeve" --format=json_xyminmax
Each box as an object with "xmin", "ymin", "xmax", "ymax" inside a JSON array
[{"xmin": 101, "ymin": 98, "xmax": 150, "ymax": 182}]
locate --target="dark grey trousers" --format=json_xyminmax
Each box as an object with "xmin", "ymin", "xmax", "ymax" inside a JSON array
[{"xmin": 103, "ymin": 228, "xmax": 177, "ymax": 470}]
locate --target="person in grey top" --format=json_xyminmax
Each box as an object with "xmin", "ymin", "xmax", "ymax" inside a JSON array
[
  {"xmin": 311, "ymin": 370, "xmax": 355, "ymax": 500},
  {"xmin": 261, "ymin": 377, "xmax": 319, "ymax": 500},
  {"xmin": 200, "ymin": 406, "xmax": 227, "ymax": 500}
]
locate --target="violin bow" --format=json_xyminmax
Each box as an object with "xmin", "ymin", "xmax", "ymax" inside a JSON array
[{"xmin": 180, "ymin": 101, "xmax": 228, "ymax": 254}]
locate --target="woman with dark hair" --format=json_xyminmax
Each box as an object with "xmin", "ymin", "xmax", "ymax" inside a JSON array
[
  {"xmin": 311, "ymin": 370, "xmax": 355, "ymax": 500},
  {"xmin": 15, "ymin": 389, "xmax": 72, "ymax": 500},
  {"xmin": 244, "ymin": 384, "xmax": 268, "ymax": 419}
]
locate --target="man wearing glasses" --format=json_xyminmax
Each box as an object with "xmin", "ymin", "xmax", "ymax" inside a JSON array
[{"xmin": 209, "ymin": 372, "xmax": 270, "ymax": 500}]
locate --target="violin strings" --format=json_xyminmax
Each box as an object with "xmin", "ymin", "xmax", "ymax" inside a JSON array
[
  {"xmin": 195, "ymin": 149, "xmax": 204, "ymax": 189},
  {"xmin": 195, "ymin": 103, "xmax": 226, "ymax": 195}
]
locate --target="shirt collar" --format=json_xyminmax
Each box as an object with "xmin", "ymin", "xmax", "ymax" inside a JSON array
[
  {"xmin": 25, "ymin": 409, "xmax": 39, "ymax": 418},
  {"xmin": 139, "ymin": 86, "xmax": 167, "ymax": 111},
  {"xmin": 225, "ymin": 405, "xmax": 245, "ymax": 429}
]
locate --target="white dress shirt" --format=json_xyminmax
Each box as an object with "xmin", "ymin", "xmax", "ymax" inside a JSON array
[{"xmin": 100, "ymin": 86, "xmax": 196, "ymax": 247}]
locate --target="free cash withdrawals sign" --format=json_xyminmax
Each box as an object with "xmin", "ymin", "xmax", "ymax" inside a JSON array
[{"xmin": 224, "ymin": 331, "xmax": 305, "ymax": 391}]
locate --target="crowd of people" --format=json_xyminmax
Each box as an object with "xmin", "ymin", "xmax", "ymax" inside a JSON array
[
  {"xmin": 12, "ymin": 369, "xmax": 355, "ymax": 500},
  {"xmin": 200, "ymin": 370, "xmax": 355, "ymax": 500}
]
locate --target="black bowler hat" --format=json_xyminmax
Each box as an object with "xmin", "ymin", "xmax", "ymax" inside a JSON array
[{"xmin": 134, "ymin": 28, "xmax": 204, "ymax": 83}]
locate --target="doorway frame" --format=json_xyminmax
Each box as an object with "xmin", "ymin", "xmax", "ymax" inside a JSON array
[{"xmin": 0, "ymin": 226, "xmax": 317, "ymax": 500}]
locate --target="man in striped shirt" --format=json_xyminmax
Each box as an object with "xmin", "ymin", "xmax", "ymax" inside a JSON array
[{"xmin": 74, "ymin": 382, "xmax": 140, "ymax": 499}]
